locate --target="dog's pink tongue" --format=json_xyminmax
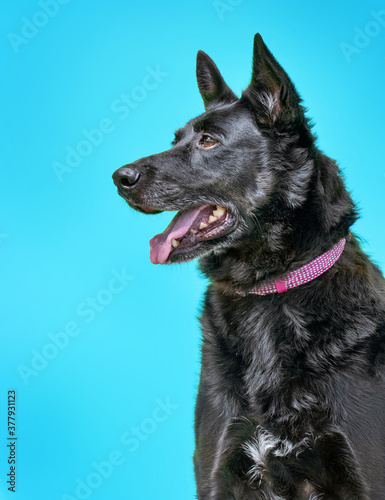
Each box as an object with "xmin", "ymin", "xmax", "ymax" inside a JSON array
[{"xmin": 149, "ymin": 207, "xmax": 204, "ymax": 264}]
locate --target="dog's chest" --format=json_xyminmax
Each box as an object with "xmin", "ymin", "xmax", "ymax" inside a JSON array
[{"xmin": 201, "ymin": 293, "xmax": 326, "ymax": 421}]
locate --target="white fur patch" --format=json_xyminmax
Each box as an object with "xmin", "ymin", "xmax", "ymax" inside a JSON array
[
  {"xmin": 243, "ymin": 427, "xmax": 312, "ymax": 487},
  {"xmin": 242, "ymin": 427, "xmax": 280, "ymax": 485},
  {"xmin": 258, "ymin": 91, "xmax": 280, "ymax": 119}
]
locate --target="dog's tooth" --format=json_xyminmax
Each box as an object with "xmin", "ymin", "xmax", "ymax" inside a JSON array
[
  {"xmin": 213, "ymin": 207, "xmax": 225, "ymax": 217},
  {"xmin": 208, "ymin": 215, "xmax": 217, "ymax": 224},
  {"xmin": 190, "ymin": 229, "xmax": 197, "ymax": 234},
  {"xmin": 199, "ymin": 222, "xmax": 208, "ymax": 230},
  {"xmin": 171, "ymin": 239, "xmax": 180, "ymax": 248}
]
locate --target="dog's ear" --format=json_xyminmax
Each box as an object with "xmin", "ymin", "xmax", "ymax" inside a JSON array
[
  {"xmin": 196, "ymin": 50, "xmax": 238, "ymax": 110},
  {"xmin": 241, "ymin": 34, "xmax": 301, "ymax": 127}
]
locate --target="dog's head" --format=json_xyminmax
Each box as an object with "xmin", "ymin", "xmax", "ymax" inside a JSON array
[{"xmin": 113, "ymin": 34, "xmax": 355, "ymax": 273}]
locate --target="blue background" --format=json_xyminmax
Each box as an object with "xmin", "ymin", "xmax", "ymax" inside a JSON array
[{"xmin": 1, "ymin": 1, "xmax": 384, "ymax": 499}]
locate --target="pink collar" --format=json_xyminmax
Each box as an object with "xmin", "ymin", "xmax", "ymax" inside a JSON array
[{"xmin": 241, "ymin": 238, "xmax": 346, "ymax": 296}]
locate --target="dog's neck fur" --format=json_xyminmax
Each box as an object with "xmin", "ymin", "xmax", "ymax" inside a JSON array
[{"xmin": 199, "ymin": 150, "xmax": 358, "ymax": 295}]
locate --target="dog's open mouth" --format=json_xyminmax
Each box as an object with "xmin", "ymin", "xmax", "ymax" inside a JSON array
[{"xmin": 149, "ymin": 204, "xmax": 234, "ymax": 264}]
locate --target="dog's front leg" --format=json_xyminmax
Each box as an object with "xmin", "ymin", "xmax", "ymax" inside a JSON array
[
  {"xmin": 194, "ymin": 386, "xmax": 240, "ymax": 499},
  {"xmin": 194, "ymin": 390, "xmax": 266, "ymax": 500},
  {"xmin": 194, "ymin": 422, "xmax": 261, "ymax": 500},
  {"xmin": 302, "ymin": 430, "xmax": 369, "ymax": 500}
]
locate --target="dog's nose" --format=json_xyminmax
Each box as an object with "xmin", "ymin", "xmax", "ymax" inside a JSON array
[{"xmin": 112, "ymin": 165, "xmax": 141, "ymax": 190}]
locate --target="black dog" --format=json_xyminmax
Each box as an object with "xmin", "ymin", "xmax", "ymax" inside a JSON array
[{"xmin": 113, "ymin": 34, "xmax": 385, "ymax": 499}]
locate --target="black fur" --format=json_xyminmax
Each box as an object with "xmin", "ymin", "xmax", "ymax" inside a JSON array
[{"xmin": 113, "ymin": 34, "xmax": 385, "ymax": 499}]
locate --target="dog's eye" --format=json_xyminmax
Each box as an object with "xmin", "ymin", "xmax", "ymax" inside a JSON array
[{"xmin": 200, "ymin": 135, "xmax": 218, "ymax": 148}]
